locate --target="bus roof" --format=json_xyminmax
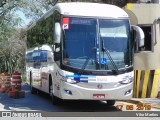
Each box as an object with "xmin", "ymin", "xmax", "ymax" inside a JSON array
[
  {"xmin": 27, "ymin": 2, "xmax": 129, "ymax": 30},
  {"xmin": 26, "ymin": 44, "xmax": 52, "ymax": 54},
  {"xmin": 54, "ymin": 2, "xmax": 128, "ymax": 18}
]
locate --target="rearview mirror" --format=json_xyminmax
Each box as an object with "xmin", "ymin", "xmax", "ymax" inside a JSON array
[
  {"xmin": 132, "ymin": 25, "xmax": 144, "ymax": 48},
  {"xmin": 54, "ymin": 23, "xmax": 61, "ymax": 44}
]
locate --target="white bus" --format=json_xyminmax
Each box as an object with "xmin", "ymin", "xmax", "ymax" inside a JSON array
[{"xmin": 26, "ymin": 2, "xmax": 144, "ymax": 105}]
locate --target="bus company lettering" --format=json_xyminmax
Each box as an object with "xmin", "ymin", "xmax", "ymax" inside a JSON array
[{"xmin": 97, "ymin": 77, "xmax": 108, "ymax": 82}]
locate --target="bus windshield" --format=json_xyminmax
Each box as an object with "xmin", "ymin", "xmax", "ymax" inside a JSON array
[{"xmin": 62, "ymin": 17, "xmax": 132, "ymax": 71}]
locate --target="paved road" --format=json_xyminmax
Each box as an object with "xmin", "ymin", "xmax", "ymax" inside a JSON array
[
  {"xmin": 0, "ymin": 83, "xmax": 159, "ymax": 112},
  {"xmin": 1, "ymin": 84, "xmax": 160, "ymax": 120},
  {"xmin": 0, "ymin": 83, "xmax": 121, "ymax": 112}
]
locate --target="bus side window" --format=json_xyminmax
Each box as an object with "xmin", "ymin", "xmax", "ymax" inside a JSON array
[
  {"xmin": 41, "ymin": 50, "xmax": 47, "ymax": 62},
  {"xmin": 26, "ymin": 52, "xmax": 33, "ymax": 62}
]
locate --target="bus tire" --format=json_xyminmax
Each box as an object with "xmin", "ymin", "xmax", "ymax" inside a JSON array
[
  {"xmin": 51, "ymin": 94, "xmax": 61, "ymax": 105},
  {"xmin": 106, "ymin": 100, "xmax": 115, "ymax": 106},
  {"xmin": 49, "ymin": 75, "xmax": 53, "ymax": 96}
]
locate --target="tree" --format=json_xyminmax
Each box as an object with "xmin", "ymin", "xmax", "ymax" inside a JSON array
[
  {"xmin": 0, "ymin": 28, "xmax": 26, "ymax": 73},
  {"xmin": 0, "ymin": 0, "xmax": 53, "ymax": 74}
]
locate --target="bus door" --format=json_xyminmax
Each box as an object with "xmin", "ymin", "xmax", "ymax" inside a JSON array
[
  {"xmin": 40, "ymin": 50, "xmax": 49, "ymax": 92},
  {"xmin": 32, "ymin": 50, "xmax": 42, "ymax": 88}
]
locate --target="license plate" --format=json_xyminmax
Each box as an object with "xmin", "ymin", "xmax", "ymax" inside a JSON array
[{"xmin": 93, "ymin": 94, "xmax": 105, "ymax": 99}]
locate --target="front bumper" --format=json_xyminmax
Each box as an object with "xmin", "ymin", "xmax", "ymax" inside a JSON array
[{"xmin": 59, "ymin": 81, "xmax": 133, "ymax": 100}]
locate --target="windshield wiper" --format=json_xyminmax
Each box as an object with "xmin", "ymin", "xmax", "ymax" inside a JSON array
[{"xmin": 101, "ymin": 37, "xmax": 119, "ymax": 74}]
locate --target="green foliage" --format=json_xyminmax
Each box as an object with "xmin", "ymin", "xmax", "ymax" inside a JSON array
[
  {"xmin": 0, "ymin": 28, "xmax": 26, "ymax": 74},
  {"xmin": 0, "ymin": 0, "xmax": 52, "ymax": 74},
  {"xmin": 27, "ymin": 15, "xmax": 53, "ymax": 48}
]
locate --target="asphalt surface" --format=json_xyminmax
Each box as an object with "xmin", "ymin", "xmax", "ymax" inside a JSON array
[
  {"xmin": 0, "ymin": 83, "xmax": 121, "ymax": 112},
  {"xmin": 0, "ymin": 83, "xmax": 160, "ymax": 112},
  {"xmin": 0, "ymin": 83, "xmax": 160, "ymax": 120}
]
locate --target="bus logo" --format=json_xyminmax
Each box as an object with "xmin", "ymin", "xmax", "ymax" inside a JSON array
[{"xmin": 97, "ymin": 84, "xmax": 103, "ymax": 89}]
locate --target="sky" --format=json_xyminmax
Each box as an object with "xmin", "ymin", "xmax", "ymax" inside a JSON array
[{"xmin": 16, "ymin": 10, "xmax": 32, "ymax": 28}]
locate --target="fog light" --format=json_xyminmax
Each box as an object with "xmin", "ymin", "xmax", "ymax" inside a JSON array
[
  {"xmin": 64, "ymin": 89, "xmax": 72, "ymax": 95},
  {"xmin": 125, "ymin": 89, "xmax": 132, "ymax": 96}
]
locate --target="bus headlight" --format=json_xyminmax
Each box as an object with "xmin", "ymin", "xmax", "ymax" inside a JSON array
[
  {"xmin": 65, "ymin": 78, "xmax": 78, "ymax": 84},
  {"xmin": 120, "ymin": 76, "xmax": 133, "ymax": 84}
]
